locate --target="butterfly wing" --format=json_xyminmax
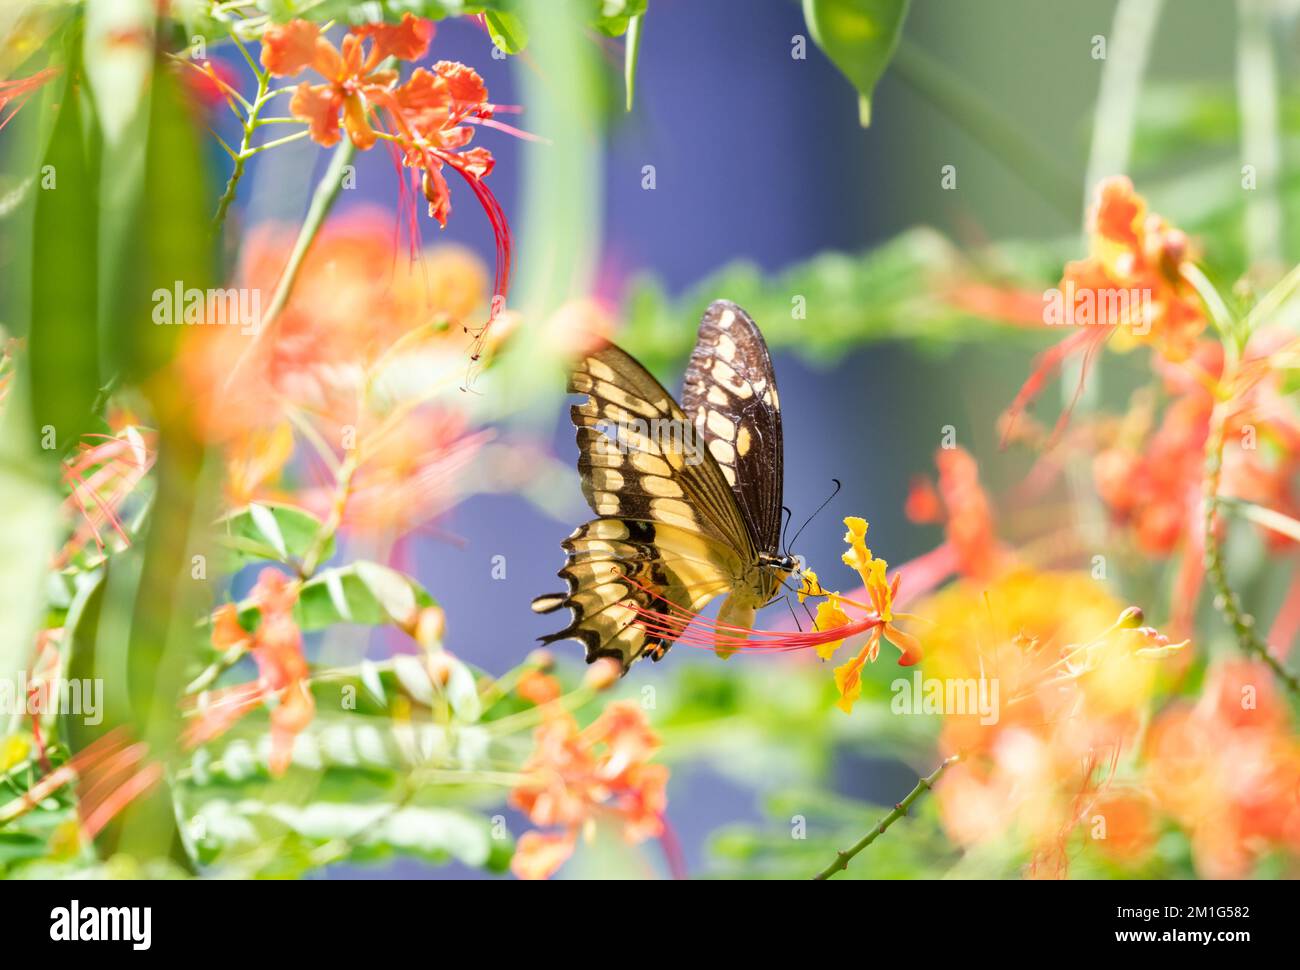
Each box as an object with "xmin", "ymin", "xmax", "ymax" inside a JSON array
[
  {"xmin": 680, "ymin": 300, "xmax": 784, "ymax": 554},
  {"xmin": 532, "ymin": 341, "xmax": 756, "ymax": 672}
]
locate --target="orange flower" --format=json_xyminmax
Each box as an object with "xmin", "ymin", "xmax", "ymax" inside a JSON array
[
  {"xmin": 1095, "ymin": 336, "xmax": 1300, "ymax": 561},
  {"xmin": 510, "ymin": 701, "xmax": 668, "ymax": 879},
  {"xmin": 184, "ymin": 568, "xmax": 314, "ymax": 776},
  {"xmin": 256, "ymin": 18, "xmax": 513, "ymax": 310},
  {"xmin": 389, "ymin": 61, "xmax": 496, "ymax": 227},
  {"xmin": 808, "ymin": 516, "xmax": 924, "ymax": 713},
  {"xmin": 919, "ymin": 570, "xmax": 1185, "ymax": 875},
  {"xmin": 1088, "ymin": 791, "xmax": 1158, "ymax": 866},
  {"xmin": 1145, "ymin": 660, "xmax": 1300, "ymax": 878},
  {"xmin": 261, "ymin": 16, "xmax": 431, "ymax": 149},
  {"xmin": 905, "ymin": 446, "xmax": 1007, "ymax": 582},
  {"xmin": 180, "ymin": 216, "xmax": 489, "ymax": 437},
  {"xmin": 1003, "ymin": 176, "xmax": 1203, "ymax": 443}
]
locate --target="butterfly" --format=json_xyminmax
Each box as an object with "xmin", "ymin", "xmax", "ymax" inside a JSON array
[{"xmin": 531, "ymin": 300, "xmax": 797, "ymax": 675}]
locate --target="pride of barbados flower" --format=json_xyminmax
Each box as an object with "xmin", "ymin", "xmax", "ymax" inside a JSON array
[
  {"xmin": 510, "ymin": 701, "xmax": 669, "ymax": 880},
  {"xmin": 184, "ymin": 569, "xmax": 314, "ymax": 777},
  {"xmin": 1003, "ymin": 176, "xmax": 1204, "ymax": 444},
  {"xmin": 814, "ymin": 517, "xmax": 923, "ymax": 713},
  {"xmin": 259, "ymin": 15, "xmax": 514, "ymax": 304}
]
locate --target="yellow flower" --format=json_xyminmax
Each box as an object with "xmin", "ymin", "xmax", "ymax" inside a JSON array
[
  {"xmin": 833, "ymin": 636, "xmax": 878, "ymax": 714},
  {"xmin": 864, "ymin": 557, "xmax": 893, "ymax": 622},
  {"xmin": 839, "ymin": 516, "xmax": 894, "ymax": 621},
  {"xmin": 841, "ymin": 516, "xmax": 872, "ymax": 574},
  {"xmin": 0, "ymin": 734, "xmax": 31, "ymax": 773},
  {"xmin": 813, "ymin": 596, "xmax": 852, "ymax": 660},
  {"xmin": 797, "ymin": 567, "xmax": 823, "ymax": 604}
]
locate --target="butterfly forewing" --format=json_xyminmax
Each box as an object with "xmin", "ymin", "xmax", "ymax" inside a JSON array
[
  {"xmin": 681, "ymin": 300, "xmax": 784, "ymax": 554},
  {"xmin": 532, "ymin": 342, "xmax": 757, "ymax": 672}
]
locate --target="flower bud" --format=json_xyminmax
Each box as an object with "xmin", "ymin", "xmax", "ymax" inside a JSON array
[
  {"xmin": 414, "ymin": 606, "xmax": 446, "ymax": 649},
  {"xmin": 425, "ymin": 650, "xmax": 454, "ymax": 687},
  {"xmin": 527, "ymin": 647, "xmax": 556, "ymax": 672},
  {"xmin": 1117, "ymin": 606, "xmax": 1144, "ymax": 629},
  {"xmin": 583, "ymin": 657, "xmax": 622, "ymax": 692}
]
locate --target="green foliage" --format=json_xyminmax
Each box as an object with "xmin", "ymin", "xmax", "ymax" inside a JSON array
[
  {"xmin": 709, "ymin": 787, "xmax": 952, "ymax": 879},
  {"xmin": 29, "ymin": 37, "xmax": 100, "ymax": 458},
  {"xmin": 618, "ymin": 227, "xmax": 1057, "ymax": 377},
  {"xmin": 484, "ymin": 9, "xmax": 528, "ymax": 53},
  {"xmin": 252, "ymin": 0, "xmax": 645, "ymax": 39},
  {"xmin": 219, "ymin": 502, "xmax": 336, "ymax": 569}
]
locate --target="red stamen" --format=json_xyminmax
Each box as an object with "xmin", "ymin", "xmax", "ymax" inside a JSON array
[
  {"xmin": 0, "ymin": 67, "xmax": 59, "ymax": 132},
  {"xmin": 620, "ymin": 574, "xmax": 882, "ymax": 653},
  {"xmin": 1001, "ymin": 325, "xmax": 1114, "ymax": 448},
  {"xmin": 80, "ymin": 763, "xmax": 164, "ymax": 840}
]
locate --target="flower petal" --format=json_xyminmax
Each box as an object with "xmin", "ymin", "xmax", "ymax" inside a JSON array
[{"xmin": 260, "ymin": 20, "xmax": 321, "ymax": 77}]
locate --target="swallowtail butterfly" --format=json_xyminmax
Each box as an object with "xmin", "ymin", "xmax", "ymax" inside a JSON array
[{"xmin": 531, "ymin": 300, "xmax": 796, "ymax": 674}]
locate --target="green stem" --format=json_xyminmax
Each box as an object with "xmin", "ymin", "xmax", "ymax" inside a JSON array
[
  {"xmin": 1203, "ymin": 386, "xmax": 1300, "ymax": 695},
  {"xmin": 1236, "ymin": 0, "xmax": 1283, "ymax": 273},
  {"xmin": 812, "ymin": 754, "xmax": 959, "ymax": 880},
  {"xmin": 222, "ymin": 137, "xmax": 356, "ymax": 394},
  {"xmin": 624, "ymin": 13, "xmax": 643, "ymax": 112},
  {"xmin": 258, "ymin": 137, "xmax": 356, "ymax": 333},
  {"xmin": 212, "ymin": 58, "xmax": 270, "ymax": 232},
  {"xmin": 1083, "ymin": 0, "xmax": 1163, "ymax": 207},
  {"xmin": 300, "ymin": 450, "xmax": 357, "ymax": 578},
  {"xmin": 890, "ymin": 41, "xmax": 1079, "ymax": 220}
]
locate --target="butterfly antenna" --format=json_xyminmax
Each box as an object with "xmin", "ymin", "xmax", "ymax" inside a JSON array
[
  {"xmin": 788, "ymin": 478, "xmax": 842, "ymax": 552},
  {"xmin": 780, "ymin": 505, "xmax": 794, "ymax": 556}
]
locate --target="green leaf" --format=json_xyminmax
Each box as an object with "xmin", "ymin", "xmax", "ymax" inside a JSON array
[
  {"xmin": 801, "ymin": 0, "xmax": 910, "ymax": 126},
  {"xmin": 485, "ymin": 10, "xmax": 528, "ymax": 54},
  {"xmin": 591, "ymin": 0, "xmax": 646, "ymax": 36},
  {"xmin": 257, "ymin": 1, "xmax": 500, "ymax": 26},
  {"xmin": 182, "ymin": 769, "xmax": 512, "ymax": 874},
  {"xmin": 280, "ymin": 562, "xmax": 435, "ymax": 631},
  {"xmin": 219, "ymin": 502, "xmax": 334, "ymax": 566},
  {"xmin": 1217, "ymin": 496, "xmax": 1300, "ymax": 544},
  {"xmin": 444, "ymin": 658, "xmax": 483, "ymax": 722},
  {"xmin": 29, "ymin": 44, "xmax": 101, "ymax": 456}
]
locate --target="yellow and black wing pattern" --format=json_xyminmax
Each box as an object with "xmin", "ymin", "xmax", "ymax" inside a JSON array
[{"xmin": 531, "ymin": 331, "xmax": 761, "ymax": 673}]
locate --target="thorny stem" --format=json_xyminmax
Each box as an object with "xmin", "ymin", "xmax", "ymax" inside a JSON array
[
  {"xmin": 1192, "ymin": 271, "xmax": 1300, "ymax": 695},
  {"xmin": 812, "ymin": 754, "xmax": 960, "ymax": 880},
  {"xmin": 1203, "ymin": 388, "xmax": 1300, "ymax": 695}
]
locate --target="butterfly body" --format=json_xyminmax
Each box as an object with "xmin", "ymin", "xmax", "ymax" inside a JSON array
[{"xmin": 532, "ymin": 301, "xmax": 790, "ymax": 674}]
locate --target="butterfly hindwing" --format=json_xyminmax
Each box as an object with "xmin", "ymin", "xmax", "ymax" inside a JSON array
[
  {"xmin": 532, "ymin": 517, "xmax": 740, "ymax": 669},
  {"xmin": 681, "ymin": 300, "xmax": 784, "ymax": 554}
]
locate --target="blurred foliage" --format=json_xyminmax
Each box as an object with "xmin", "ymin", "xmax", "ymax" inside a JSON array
[{"xmin": 618, "ymin": 228, "xmax": 1061, "ymax": 376}]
